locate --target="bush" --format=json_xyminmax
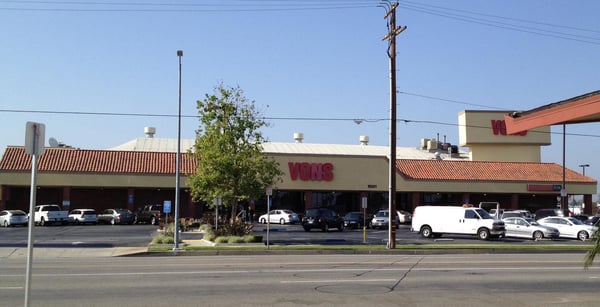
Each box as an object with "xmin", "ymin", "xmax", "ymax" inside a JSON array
[
  {"xmin": 152, "ymin": 234, "xmax": 175, "ymax": 244},
  {"xmin": 214, "ymin": 236, "xmax": 230, "ymax": 244},
  {"xmin": 243, "ymin": 235, "xmax": 262, "ymax": 243},
  {"xmin": 203, "ymin": 232, "xmax": 216, "ymax": 242},
  {"xmin": 228, "ymin": 236, "xmax": 244, "ymax": 244},
  {"xmin": 213, "ymin": 219, "xmax": 253, "ymax": 237},
  {"xmin": 199, "ymin": 224, "xmax": 213, "ymax": 232}
]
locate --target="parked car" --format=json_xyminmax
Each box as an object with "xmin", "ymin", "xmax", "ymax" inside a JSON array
[
  {"xmin": 502, "ymin": 217, "xmax": 559, "ymax": 240},
  {"xmin": 135, "ymin": 204, "xmax": 163, "ymax": 225},
  {"xmin": 371, "ymin": 210, "xmax": 406, "ymax": 229},
  {"xmin": 537, "ymin": 216, "xmax": 596, "ymax": 241},
  {"xmin": 573, "ymin": 214, "xmax": 589, "ymax": 223},
  {"xmin": 258, "ymin": 209, "xmax": 300, "ymax": 224},
  {"xmin": 98, "ymin": 208, "xmax": 136, "ymax": 225},
  {"xmin": 501, "ymin": 210, "xmax": 533, "ymax": 219},
  {"xmin": 534, "ymin": 208, "xmax": 571, "ymax": 220},
  {"xmin": 584, "ymin": 215, "xmax": 600, "ymax": 226},
  {"xmin": 301, "ymin": 208, "xmax": 344, "ymax": 232},
  {"xmin": 343, "ymin": 211, "xmax": 370, "ymax": 229},
  {"xmin": 0, "ymin": 209, "xmax": 28, "ymax": 227},
  {"xmin": 68, "ymin": 209, "xmax": 98, "ymax": 225}
]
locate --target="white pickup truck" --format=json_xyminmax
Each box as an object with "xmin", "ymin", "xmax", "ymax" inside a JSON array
[{"xmin": 32, "ymin": 204, "xmax": 69, "ymax": 226}]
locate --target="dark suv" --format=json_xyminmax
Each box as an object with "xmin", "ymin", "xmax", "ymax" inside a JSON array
[{"xmin": 302, "ymin": 208, "xmax": 344, "ymax": 232}]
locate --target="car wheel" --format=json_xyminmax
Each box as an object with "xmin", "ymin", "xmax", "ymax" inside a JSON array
[
  {"xmin": 421, "ymin": 225, "xmax": 433, "ymax": 238},
  {"xmin": 322, "ymin": 223, "xmax": 329, "ymax": 232},
  {"xmin": 40, "ymin": 217, "xmax": 46, "ymax": 226},
  {"xmin": 110, "ymin": 218, "xmax": 116, "ymax": 225},
  {"xmin": 150, "ymin": 216, "xmax": 157, "ymax": 225},
  {"xmin": 478, "ymin": 228, "xmax": 490, "ymax": 240},
  {"xmin": 3, "ymin": 221, "xmax": 8, "ymax": 227},
  {"xmin": 338, "ymin": 223, "xmax": 344, "ymax": 232},
  {"xmin": 533, "ymin": 231, "xmax": 544, "ymax": 241},
  {"xmin": 303, "ymin": 226, "xmax": 310, "ymax": 232},
  {"xmin": 578, "ymin": 230, "xmax": 590, "ymax": 241},
  {"xmin": 280, "ymin": 218, "xmax": 285, "ymax": 225},
  {"xmin": 260, "ymin": 218, "xmax": 266, "ymax": 224}
]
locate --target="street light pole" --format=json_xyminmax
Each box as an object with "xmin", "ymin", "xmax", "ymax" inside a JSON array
[
  {"xmin": 579, "ymin": 164, "xmax": 590, "ymax": 176},
  {"xmin": 174, "ymin": 50, "xmax": 183, "ymax": 251}
]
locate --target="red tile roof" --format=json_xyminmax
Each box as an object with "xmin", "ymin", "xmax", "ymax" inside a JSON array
[
  {"xmin": 0, "ymin": 147, "xmax": 196, "ymax": 174},
  {"xmin": 0, "ymin": 147, "xmax": 594, "ymax": 184},
  {"xmin": 396, "ymin": 159, "xmax": 595, "ymax": 183}
]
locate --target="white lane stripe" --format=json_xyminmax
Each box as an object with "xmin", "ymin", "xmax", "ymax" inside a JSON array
[
  {"xmin": 0, "ymin": 286, "xmax": 23, "ymax": 290},
  {"xmin": 281, "ymin": 279, "xmax": 396, "ymax": 284}
]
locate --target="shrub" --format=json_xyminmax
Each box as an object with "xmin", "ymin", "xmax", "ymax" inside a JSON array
[
  {"xmin": 152, "ymin": 234, "xmax": 175, "ymax": 244},
  {"xmin": 243, "ymin": 235, "xmax": 262, "ymax": 243},
  {"xmin": 199, "ymin": 224, "xmax": 213, "ymax": 232},
  {"xmin": 214, "ymin": 236, "xmax": 230, "ymax": 244},
  {"xmin": 203, "ymin": 232, "xmax": 216, "ymax": 242},
  {"xmin": 213, "ymin": 219, "xmax": 253, "ymax": 237},
  {"xmin": 227, "ymin": 236, "xmax": 244, "ymax": 244}
]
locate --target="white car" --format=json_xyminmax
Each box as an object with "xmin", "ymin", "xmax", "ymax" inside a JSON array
[
  {"xmin": 537, "ymin": 216, "xmax": 596, "ymax": 241},
  {"xmin": 503, "ymin": 217, "xmax": 559, "ymax": 240},
  {"xmin": 258, "ymin": 209, "xmax": 300, "ymax": 224},
  {"xmin": 0, "ymin": 210, "xmax": 28, "ymax": 227},
  {"xmin": 68, "ymin": 209, "xmax": 98, "ymax": 225}
]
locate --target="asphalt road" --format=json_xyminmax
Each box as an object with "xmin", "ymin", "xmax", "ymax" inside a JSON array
[{"xmin": 1, "ymin": 253, "xmax": 599, "ymax": 306}]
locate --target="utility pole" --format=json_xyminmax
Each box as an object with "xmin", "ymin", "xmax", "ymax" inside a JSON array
[{"xmin": 382, "ymin": 1, "xmax": 406, "ymax": 249}]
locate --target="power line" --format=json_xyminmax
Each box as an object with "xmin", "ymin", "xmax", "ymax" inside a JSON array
[
  {"xmin": 0, "ymin": 0, "xmax": 378, "ymax": 12},
  {"xmin": 2, "ymin": 108, "xmax": 599, "ymax": 139}
]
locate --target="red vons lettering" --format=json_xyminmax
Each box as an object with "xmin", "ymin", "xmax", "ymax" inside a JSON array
[
  {"xmin": 491, "ymin": 120, "xmax": 527, "ymax": 136},
  {"xmin": 288, "ymin": 162, "xmax": 334, "ymax": 181}
]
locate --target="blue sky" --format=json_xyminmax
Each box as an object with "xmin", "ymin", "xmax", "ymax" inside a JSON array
[{"xmin": 1, "ymin": 1, "xmax": 599, "ymax": 194}]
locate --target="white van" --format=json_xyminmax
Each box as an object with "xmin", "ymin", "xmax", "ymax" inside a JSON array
[{"xmin": 411, "ymin": 206, "xmax": 506, "ymax": 240}]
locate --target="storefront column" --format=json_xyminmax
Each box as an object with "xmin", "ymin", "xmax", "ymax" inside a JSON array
[
  {"xmin": 411, "ymin": 192, "xmax": 420, "ymax": 211},
  {"xmin": 583, "ymin": 194, "xmax": 593, "ymax": 215},
  {"xmin": 510, "ymin": 194, "xmax": 519, "ymax": 209},
  {"xmin": 127, "ymin": 188, "xmax": 135, "ymax": 211},
  {"xmin": 0, "ymin": 185, "xmax": 8, "ymax": 210},
  {"xmin": 62, "ymin": 187, "xmax": 71, "ymax": 210},
  {"xmin": 304, "ymin": 192, "xmax": 312, "ymax": 210}
]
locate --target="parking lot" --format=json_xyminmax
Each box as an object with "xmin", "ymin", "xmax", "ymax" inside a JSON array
[{"xmin": 0, "ymin": 222, "xmax": 594, "ymax": 248}]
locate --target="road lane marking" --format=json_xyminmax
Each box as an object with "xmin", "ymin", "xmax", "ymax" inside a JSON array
[{"xmin": 281, "ymin": 279, "xmax": 396, "ymax": 284}]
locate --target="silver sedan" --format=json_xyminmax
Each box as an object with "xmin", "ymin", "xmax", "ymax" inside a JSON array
[{"xmin": 503, "ymin": 217, "xmax": 559, "ymax": 240}]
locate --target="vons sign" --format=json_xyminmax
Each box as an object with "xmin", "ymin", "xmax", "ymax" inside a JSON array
[
  {"xmin": 288, "ymin": 162, "xmax": 334, "ymax": 181},
  {"xmin": 491, "ymin": 120, "xmax": 527, "ymax": 136}
]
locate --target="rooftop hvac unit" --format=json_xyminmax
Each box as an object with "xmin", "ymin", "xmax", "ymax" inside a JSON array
[
  {"xmin": 427, "ymin": 139, "xmax": 438, "ymax": 151},
  {"xmin": 420, "ymin": 138, "xmax": 430, "ymax": 150}
]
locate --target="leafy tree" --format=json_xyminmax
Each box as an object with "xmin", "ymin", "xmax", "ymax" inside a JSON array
[{"xmin": 188, "ymin": 83, "xmax": 283, "ymax": 222}]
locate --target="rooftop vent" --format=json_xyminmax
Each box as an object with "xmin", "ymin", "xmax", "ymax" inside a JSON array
[
  {"xmin": 293, "ymin": 132, "xmax": 304, "ymax": 143},
  {"xmin": 144, "ymin": 127, "xmax": 156, "ymax": 138},
  {"xmin": 359, "ymin": 135, "xmax": 369, "ymax": 146}
]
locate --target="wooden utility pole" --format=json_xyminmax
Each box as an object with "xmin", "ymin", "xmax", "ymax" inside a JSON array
[{"xmin": 382, "ymin": 2, "xmax": 406, "ymax": 249}]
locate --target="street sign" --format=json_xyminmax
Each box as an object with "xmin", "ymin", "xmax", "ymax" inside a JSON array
[
  {"xmin": 266, "ymin": 185, "xmax": 273, "ymax": 196},
  {"xmin": 163, "ymin": 200, "xmax": 172, "ymax": 213},
  {"xmin": 25, "ymin": 122, "xmax": 45, "ymax": 156}
]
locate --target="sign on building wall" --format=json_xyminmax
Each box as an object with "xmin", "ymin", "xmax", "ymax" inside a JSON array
[{"xmin": 288, "ymin": 162, "xmax": 334, "ymax": 181}]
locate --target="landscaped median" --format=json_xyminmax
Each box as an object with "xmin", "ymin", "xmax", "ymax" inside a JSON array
[{"xmin": 145, "ymin": 241, "xmax": 594, "ymax": 255}]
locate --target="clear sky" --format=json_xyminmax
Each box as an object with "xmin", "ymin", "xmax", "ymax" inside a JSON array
[{"xmin": 1, "ymin": 1, "xmax": 599, "ymax": 194}]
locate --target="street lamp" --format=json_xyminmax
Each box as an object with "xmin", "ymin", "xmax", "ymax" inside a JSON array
[
  {"xmin": 579, "ymin": 164, "xmax": 590, "ymax": 176},
  {"xmin": 174, "ymin": 50, "xmax": 183, "ymax": 251}
]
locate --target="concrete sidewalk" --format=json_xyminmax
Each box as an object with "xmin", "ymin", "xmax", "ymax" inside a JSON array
[{"xmin": 0, "ymin": 246, "xmax": 148, "ymax": 259}]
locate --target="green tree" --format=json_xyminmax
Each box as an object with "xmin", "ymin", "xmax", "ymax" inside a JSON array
[{"xmin": 188, "ymin": 83, "xmax": 283, "ymax": 222}]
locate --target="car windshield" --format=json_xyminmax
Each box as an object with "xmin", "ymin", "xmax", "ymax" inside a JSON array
[
  {"xmin": 526, "ymin": 218, "xmax": 539, "ymax": 226},
  {"xmin": 567, "ymin": 217, "xmax": 583, "ymax": 225},
  {"xmin": 475, "ymin": 209, "xmax": 494, "ymax": 219},
  {"xmin": 282, "ymin": 210, "xmax": 294, "ymax": 214},
  {"xmin": 375, "ymin": 211, "xmax": 389, "ymax": 217},
  {"xmin": 345, "ymin": 213, "xmax": 361, "ymax": 219}
]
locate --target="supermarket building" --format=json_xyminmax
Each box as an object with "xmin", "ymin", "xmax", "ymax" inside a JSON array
[{"xmin": 0, "ymin": 110, "xmax": 596, "ymax": 217}]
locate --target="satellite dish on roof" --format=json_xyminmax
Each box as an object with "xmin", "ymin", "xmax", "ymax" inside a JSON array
[{"xmin": 49, "ymin": 137, "xmax": 59, "ymax": 147}]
